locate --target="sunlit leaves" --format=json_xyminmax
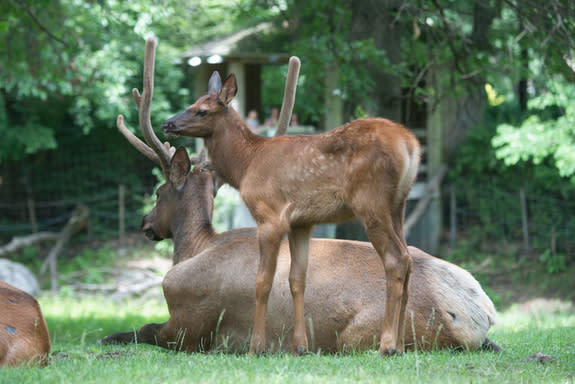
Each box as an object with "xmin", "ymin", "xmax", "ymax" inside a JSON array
[{"xmin": 492, "ymin": 79, "xmax": 575, "ymax": 181}]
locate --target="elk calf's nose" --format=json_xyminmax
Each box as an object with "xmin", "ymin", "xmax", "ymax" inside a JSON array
[{"xmin": 162, "ymin": 121, "xmax": 175, "ymax": 131}]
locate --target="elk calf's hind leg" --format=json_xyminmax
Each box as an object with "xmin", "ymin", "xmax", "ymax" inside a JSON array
[
  {"xmin": 365, "ymin": 225, "xmax": 411, "ymax": 356},
  {"xmin": 288, "ymin": 226, "xmax": 313, "ymax": 354},
  {"xmin": 394, "ymin": 254, "xmax": 411, "ymax": 352}
]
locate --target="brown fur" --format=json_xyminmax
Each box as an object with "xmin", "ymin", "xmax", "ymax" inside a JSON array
[
  {"xmin": 102, "ymin": 153, "xmax": 497, "ymax": 354},
  {"xmin": 0, "ymin": 281, "xmax": 50, "ymax": 367},
  {"xmin": 162, "ymin": 73, "xmax": 421, "ymax": 355}
]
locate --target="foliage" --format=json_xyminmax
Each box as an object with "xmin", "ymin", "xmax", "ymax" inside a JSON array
[
  {"xmin": 0, "ymin": 0, "xmax": 268, "ymax": 164},
  {"xmin": 2, "ymin": 294, "xmax": 574, "ymax": 383},
  {"xmin": 448, "ymin": 85, "xmax": 575, "ymax": 265},
  {"xmin": 58, "ymin": 247, "xmax": 118, "ymax": 285},
  {"xmin": 492, "ymin": 77, "xmax": 575, "ymax": 183},
  {"xmin": 539, "ymin": 250, "xmax": 567, "ymax": 275}
]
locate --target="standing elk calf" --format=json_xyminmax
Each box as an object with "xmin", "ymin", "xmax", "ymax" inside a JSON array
[
  {"xmin": 101, "ymin": 146, "xmax": 500, "ymax": 353},
  {"xmin": 0, "ymin": 281, "xmax": 51, "ymax": 367},
  {"xmin": 161, "ymin": 49, "xmax": 420, "ymax": 356}
]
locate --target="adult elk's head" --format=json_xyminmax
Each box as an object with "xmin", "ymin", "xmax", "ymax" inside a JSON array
[
  {"xmin": 115, "ymin": 37, "xmax": 217, "ymax": 241},
  {"xmin": 141, "ymin": 148, "xmax": 217, "ymax": 242}
]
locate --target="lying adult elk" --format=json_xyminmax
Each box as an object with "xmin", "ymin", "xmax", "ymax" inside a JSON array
[
  {"xmin": 162, "ymin": 51, "xmax": 420, "ymax": 355},
  {"xmin": 0, "ymin": 281, "xmax": 51, "ymax": 367},
  {"xmin": 104, "ymin": 37, "xmax": 499, "ymax": 353},
  {"xmin": 102, "ymin": 145, "xmax": 499, "ymax": 353}
]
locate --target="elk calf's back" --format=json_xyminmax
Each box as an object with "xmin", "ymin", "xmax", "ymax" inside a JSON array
[{"xmin": 0, "ymin": 281, "xmax": 51, "ymax": 367}]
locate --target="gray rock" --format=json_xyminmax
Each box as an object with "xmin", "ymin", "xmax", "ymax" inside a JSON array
[{"xmin": 0, "ymin": 259, "xmax": 41, "ymax": 297}]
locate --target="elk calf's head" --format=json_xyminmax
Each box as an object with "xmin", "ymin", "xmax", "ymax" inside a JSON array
[{"xmin": 162, "ymin": 72, "xmax": 237, "ymax": 138}]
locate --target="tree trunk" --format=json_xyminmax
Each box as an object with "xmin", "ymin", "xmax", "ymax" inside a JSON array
[{"xmin": 336, "ymin": 0, "xmax": 404, "ymax": 241}]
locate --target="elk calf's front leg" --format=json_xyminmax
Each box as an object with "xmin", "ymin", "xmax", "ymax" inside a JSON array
[
  {"xmin": 288, "ymin": 226, "xmax": 312, "ymax": 354},
  {"xmin": 249, "ymin": 225, "xmax": 283, "ymax": 355}
]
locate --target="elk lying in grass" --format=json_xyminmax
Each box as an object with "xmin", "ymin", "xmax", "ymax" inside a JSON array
[
  {"xmin": 162, "ymin": 45, "xmax": 420, "ymax": 356},
  {"xmin": 100, "ymin": 145, "xmax": 499, "ymax": 353},
  {"xmin": 0, "ymin": 281, "xmax": 51, "ymax": 367},
  {"xmin": 106, "ymin": 45, "xmax": 499, "ymax": 351}
]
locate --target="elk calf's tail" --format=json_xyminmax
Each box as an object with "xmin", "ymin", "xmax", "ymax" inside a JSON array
[{"xmin": 396, "ymin": 139, "xmax": 420, "ymax": 207}]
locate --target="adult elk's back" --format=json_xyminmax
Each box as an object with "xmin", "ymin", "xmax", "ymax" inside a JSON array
[
  {"xmin": 162, "ymin": 64, "xmax": 420, "ymax": 355},
  {"xmin": 0, "ymin": 281, "xmax": 51, "ymax": 367}
]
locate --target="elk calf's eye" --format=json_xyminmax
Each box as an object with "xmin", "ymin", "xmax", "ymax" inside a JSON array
[{"xmin": 197, "ymin": 110, "xmax": 207, "ymax": 117}]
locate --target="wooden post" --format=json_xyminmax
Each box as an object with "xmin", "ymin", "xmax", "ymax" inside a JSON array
[
  {"xmin": 550, "ymin": 226, "xmax": 556, "ymax": 256},
  {"xmin": 520, "ymin": 187, "xmax": 531, "ymax": 257},
  {"xmin": 118, "ymin": 184, "xmax": 125, "ymax": 252},
  {"xmin": 26, "ymin": 197, "xmax": 38, "ymax": 233},
  {"xmin": 324, "ymin": 65, "xmax": 343, "ymax": 131},
  {"xmin": 449, "ymin": 184, "xmax": 457, "ymax": 249}
]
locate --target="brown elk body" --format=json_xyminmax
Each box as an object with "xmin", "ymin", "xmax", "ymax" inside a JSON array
[
  {"xmin": 0, "ymin": 281, "xmax": 51, "ymax": 367},
  {"xmin": 101, "ymin": 148, "xmax": 499, "ymax": 353},
  {"xmin": 162, "ymin": 66, "xmax": 420, "ymax": 356}
]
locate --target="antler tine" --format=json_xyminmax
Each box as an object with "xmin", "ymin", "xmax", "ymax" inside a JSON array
[
  {"xmin": 138, "ymin": 37, "xmax": 173, "ymax": 172},
  {"xmin": 189, "ymin": 149, "xmax": 211, "ymax": 170},
  {"xmin": 275, "ymin": 56, "xmax": 301, "ymax": 137},
  {"xmin": 116, "ymin": 114, "xmax": 162, "ymax": 164}
]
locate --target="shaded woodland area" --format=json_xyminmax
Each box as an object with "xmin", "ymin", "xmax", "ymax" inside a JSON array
[{"xmin": 1, "ymin": 0, "xmax": 575, "ymax": 287}]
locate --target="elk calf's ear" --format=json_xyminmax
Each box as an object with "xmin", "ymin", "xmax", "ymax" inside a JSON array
[
  {"xmin": 169, "ymin": 146, "xmax": 191, "ymax": 190},
  {"xmin": 208, "ymin": 71, "xmax": 222, "ymax": 95},
  {"xmin": 219, "ymin": 74, "xmax": 237, "ymax": 105}
]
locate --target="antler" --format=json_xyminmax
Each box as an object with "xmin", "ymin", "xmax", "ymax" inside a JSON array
[
  {"xmin": 275, "ymin": 56, "xmax": 301, "ymax": 137},
  {"xmin": 116, "ymin": 37, "xmax": 174, "ymax": 173},
  {"xmin": 189, "ymin": 149, "xmax": 211, "ymax": 171}
]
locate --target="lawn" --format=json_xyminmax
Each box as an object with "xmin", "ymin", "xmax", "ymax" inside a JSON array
[{"xmin": 1, "ymin": 294, "xmax": 574, "ymax": 384}]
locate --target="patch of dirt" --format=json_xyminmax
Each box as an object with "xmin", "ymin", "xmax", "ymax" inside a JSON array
[
  {"xmin": 482, "ymin": 263, "xmax": 575, "ymax": 310},
  {"xmin": 516, "ymin": 298, "xmax": 573, "ymax": 314}
]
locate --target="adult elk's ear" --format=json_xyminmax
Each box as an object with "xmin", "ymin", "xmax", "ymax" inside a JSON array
[
  {"xmin": 169, "ymin": 146, "xmax": 191, "ymax": 190},
  {"xmin": 208, "ymin": 71, "xmax": 222, "ymax": 95},
  {"xmin": 219, "ymin": 74, "xmax": 237, "ymax": 106}
]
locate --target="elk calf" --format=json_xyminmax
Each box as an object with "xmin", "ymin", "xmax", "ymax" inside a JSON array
[
  {"xmin": 0, "ymin": 281, "xmax": 51, "ymax": 367},
  {"xmin": 162, "ymin": 71, "xmax": 420, "ymax": 356}
]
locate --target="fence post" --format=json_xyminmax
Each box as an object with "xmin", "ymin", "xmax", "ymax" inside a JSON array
[
  {"xmin": 520, "ymin": 187, "xmax": 531, "ymax": 257},
  {"xmin": 118, "ymin": 184, "xmax": 125, "ymax": 253},
  {"xmin": 449, "ymin": 184, "xmax": 457, "ymax": 249},
  {"xmin": 27, "ymin": 197, "xmax": 38, "ymax": 233}
]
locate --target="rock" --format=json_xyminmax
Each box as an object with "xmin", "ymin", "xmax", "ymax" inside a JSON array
[
  {"xmin": 0, "ymin": 259, "xmax": 41, "ymax": 297},
  {"xmin": 522, "ymin": 352, "xmax": 557, "ymax": 365}
]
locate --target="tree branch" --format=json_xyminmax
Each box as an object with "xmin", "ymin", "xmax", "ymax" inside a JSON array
[
  {"xmin": 405, "ymin": 164, "xmax": 447, "ymax": 237},
  {"xmin": 7, "ymin": 0, "xmax": 69, "ymax": 48}
]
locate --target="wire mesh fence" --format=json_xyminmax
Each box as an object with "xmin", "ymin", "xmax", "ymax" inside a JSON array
[
  {"xmin": 1, "ymin": 178, "xmax": 574, "ymax": 266},
  {"xmin": 0, "ymin": 184, "xmax": 151, "ymax": 244},
  {"xmin": 445, "ymin": 182, "xmax": 575, "ymax": 264}
]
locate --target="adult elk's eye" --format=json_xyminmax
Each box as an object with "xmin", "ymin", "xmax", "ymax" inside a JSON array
[{"xmin": 197, "ymin": 110, "xmax": 207, "ymax": 117}]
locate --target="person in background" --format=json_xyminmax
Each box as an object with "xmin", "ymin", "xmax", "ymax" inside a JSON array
[
  {"xmin": 264, "ymin": 106, "xmax": 279, "ymax": 127},
  {"xmin": 290, "ymin": 112, "xmax": 299, "ymax": 127},
  {"xmin": 246, "ymin": 109, "xmax": 260, "ymax": 134}
]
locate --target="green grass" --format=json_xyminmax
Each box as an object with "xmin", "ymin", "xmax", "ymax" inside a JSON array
[{"xmin": 1, "ymin": 295, "xmax": 574, "ymax": 384}]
